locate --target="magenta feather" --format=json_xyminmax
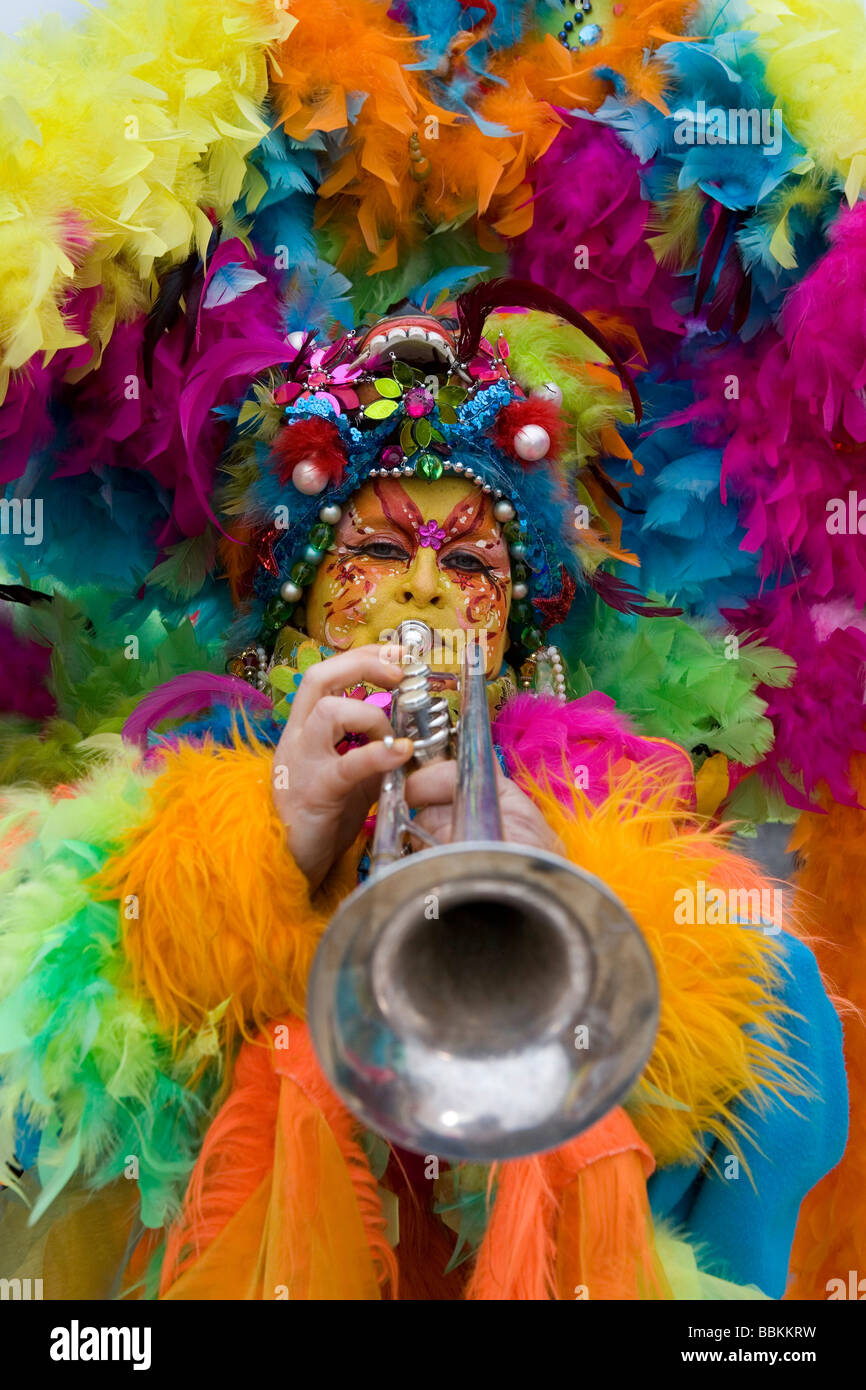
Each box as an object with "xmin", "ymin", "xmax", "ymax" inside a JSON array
[
  {"xmin": 23, "ymin": 242, "xmax": 290, "ymax": 543},
  {"xmin": 510, "ymin": 120, "xmax": 685, "ymax": 347},
  {"xmin": 665, "ymin": 329, "xmax": 866, "ymax": 607},
  {"xmin": 122, "ymin": 672, "xmax": 273, "ymax": 748},
  {"xmin": 777, "ymin": 201, "xmax": 866, "ymax": 442},
  {"xmin": 724, "ymin": 588, "xmax": 866, "ymax": 809},
  {"xmin": 590, "ymin": 570, "xmax": 682, "ymax": 618},
  {"xmin": 493, "ymin": 691, "xmax": 694, "ymax": 808}
]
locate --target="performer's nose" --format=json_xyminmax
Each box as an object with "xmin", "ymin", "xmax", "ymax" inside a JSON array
[{"xmin": 400, "ymin": 548, "xmax": 444, "ymax": 607}]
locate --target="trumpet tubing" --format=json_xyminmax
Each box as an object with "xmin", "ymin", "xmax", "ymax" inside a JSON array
[{"xmin": 306, "ymin": 623, "xmax": 660, "ymax": 1161}]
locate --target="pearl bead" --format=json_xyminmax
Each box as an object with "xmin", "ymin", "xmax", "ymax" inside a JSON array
[
  {"xmin": 494, "ymin": 499, "xmax": 515, "ymax": 522},
  {"xmin": 292, "ymin": 460, "xmax": 329, "ymax": 494},
  {"xmin": 280, "ymin": 580, "xmax": 302, "ymax": 603},
  {"xmin": 514, "ymin": 425, "xmax": 551, "ymax": 461},
  {"xmin": 319, "ymin": 503, "xmax": 341, "ymax": 524},
  {"xmin": 483, "ymin": 485, "xmax": 492, "ymax": 493},
  {"xmin": 512, "ymin": 582, "xmax": 528, "ymax": 599},
  {"xmin": 532, "ymin": 381, "xmax": 563, "ymax": 408},
  {"xmin": 286, "ymin": 330, "xmax": 306, "ymax": 351}
]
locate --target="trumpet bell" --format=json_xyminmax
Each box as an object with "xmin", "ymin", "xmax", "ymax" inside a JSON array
[{"xmin": 307, "ymin": 841, "xmax": 659, "ymax": 1161}]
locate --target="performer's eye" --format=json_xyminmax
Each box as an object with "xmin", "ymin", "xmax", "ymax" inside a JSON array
[
  {"xmin": 443, "ymin": 550, "xmax": 490, "ymax": 575},
  {"xmin": 355, "ymin": 540, "xmax": 410, "ymax": 561}
]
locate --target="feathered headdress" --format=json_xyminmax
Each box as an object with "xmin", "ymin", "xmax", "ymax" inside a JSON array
[{"xmin": 194, "ymin": 275, "xmax": 677, "ymax": 665}]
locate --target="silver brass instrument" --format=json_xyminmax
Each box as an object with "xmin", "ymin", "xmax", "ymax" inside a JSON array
[{"xmin": 306, "ymin": 621, "xmax": 659, "ymax": 1161}]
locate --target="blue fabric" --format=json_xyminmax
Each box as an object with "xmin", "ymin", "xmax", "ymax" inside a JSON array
[{"xmin": 648, "ymin": 931, "xmax": 848, "ymax": 1298}]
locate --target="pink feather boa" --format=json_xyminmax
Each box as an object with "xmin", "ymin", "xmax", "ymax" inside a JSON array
[
  {"xmin": 493, "ymin": 691, "xmax": 694, "ymax": 808},
  {"xmin": 665, "ymin": 203, "xmax": 866, "ymax": 606},
  {"xmin": 725, "ymin": 588, "xmax": 866, "ymax": 809},
  {"xmin": 510, "ymin": 120, "xmax": 684, "ymax": 346}
]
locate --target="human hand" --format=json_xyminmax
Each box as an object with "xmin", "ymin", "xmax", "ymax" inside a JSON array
[
  {"xmin": 404, "ymin": 759, "xmax": 562, "ymax": 856},
  {"xmin": 271, "ymin": 644, "xmax": 413, "ymax": 893}
]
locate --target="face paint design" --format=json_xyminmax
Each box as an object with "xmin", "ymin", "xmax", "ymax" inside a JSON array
[{"xmin": 304, "ymin": 475, "xmax": 513, "ymax": 675}]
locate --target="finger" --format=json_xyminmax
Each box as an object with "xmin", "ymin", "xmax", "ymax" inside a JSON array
[
  {"xmin": 335, "ymin": 735, "xmax": 415, "ymax": 794},
  {"xmin": 410, "ymin": 803, "xmax": 454, "ymax": 848},
  {"xmin": 273, "ymin": 695, "xmax": 394, "ymax": 793},
  {"xmin": 404, "ymin": 759, "xmax": 457, "ymax": 808},
  {"xmin": 305, "ymin": 695, "xmax": 396, "ymax": 749},
  {"xmin": 287, "ymin": 644, "xmax": 407, "ymax": 727}
]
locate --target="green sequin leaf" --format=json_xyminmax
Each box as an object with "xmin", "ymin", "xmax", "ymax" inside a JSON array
[
  {"xmin": 392, "ymin": 360, "xmax": 415, "ymax": 387},
  {"xmin": 413, "ymin": 417, "xmax": 432, "ymax": 447},
  {"xmin": 374, "ymin": 378, "xmax": 402, "ymax": 398},
  {"xmin": 437, "ymin": 385, "xmax": 467, "ymax": 407},
  {"xmin": 364, "ymin": 398, "xmax": 400, "ymax": 418},
  {"xmin": 400, "ymin": 419, "xmax": 416, "ymax": 456}
]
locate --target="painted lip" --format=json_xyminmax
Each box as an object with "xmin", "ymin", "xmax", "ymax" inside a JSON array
[{"xmin": 352, "ymin": 314, "xmax": 457, "ymax": 366}]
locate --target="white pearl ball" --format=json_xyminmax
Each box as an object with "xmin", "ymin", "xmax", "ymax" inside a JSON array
[
  {"xmin": 514, "ymin": 425, "xmax": 551, "ymax": 461},
  {"xmin": 280, "ymin": 580, "xmax": 302, "ymax": 603},
  {"xmin": 494, "ymin": 499, "xmax": 515, "ymax": 522},
  {"xmin": 532, "ymin": 381, "xmax": 563, "ymax": 408},
  {"xmin": 319, "ymin": 504, "xmax": 342, "ymax": 524},
  {"xmin": 286, "ymin": 331, "xmax": 306, "ymax": 351},
  {"xmin": 512, "ymin": 582, "xmax": 528, "ymax": 599},
  {"xmin": 292, "ymin": 460, "xmax": 328, "ymax": 495}
]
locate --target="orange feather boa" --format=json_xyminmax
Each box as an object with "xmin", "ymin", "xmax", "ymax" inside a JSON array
[{"xmin": 95, "ymin": 733, "xmax": 808, "ymax": 1299}]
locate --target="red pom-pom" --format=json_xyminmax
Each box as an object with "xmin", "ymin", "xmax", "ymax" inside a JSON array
[
  {"xmin": 272, "ymin": 417, "xmax": 347, "ymax": 487},
  {"xmin": 490, "ymin": 397, "xmax": 566, "ymax": 465}
]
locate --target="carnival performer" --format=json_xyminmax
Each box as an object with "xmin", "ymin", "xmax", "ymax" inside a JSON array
[{"xmin": 0, "ymin": 285, "xmax": 846, "ymax": 1301}]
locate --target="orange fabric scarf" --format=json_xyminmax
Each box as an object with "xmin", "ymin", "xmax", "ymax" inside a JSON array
[{"xmin": 159, "ymin": 1018, "xmax": 665, "ymax": 1301}]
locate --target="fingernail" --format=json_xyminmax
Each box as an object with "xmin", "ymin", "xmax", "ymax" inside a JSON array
[{"xmin": 393, "ymin": 737, "xmax": 413, "ymax": 756}]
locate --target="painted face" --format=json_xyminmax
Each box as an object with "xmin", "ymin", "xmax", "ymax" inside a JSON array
[{"xmin": 304, "ymin": 475, "xmax": 513, "ymax": 675}]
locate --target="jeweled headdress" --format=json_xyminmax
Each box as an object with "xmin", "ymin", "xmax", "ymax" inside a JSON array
[{"xmin": 194, "ymin": 276, "xmax": 676, "ymax": 667}]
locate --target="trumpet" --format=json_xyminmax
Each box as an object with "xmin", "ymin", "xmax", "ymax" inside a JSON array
[{"xmin": 306, "ymin": 621, "xmax": 659, "ymax": 1161}]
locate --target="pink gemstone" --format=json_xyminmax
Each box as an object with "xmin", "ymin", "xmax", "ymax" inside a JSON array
[{"xmin": 405, "ymin": 387, "xmax": 434, "ymax": 418}]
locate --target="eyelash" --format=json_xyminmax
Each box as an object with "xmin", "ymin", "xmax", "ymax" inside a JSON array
[
  {"xmin": 350, "ymin": 541, "xmax": 495, "ymax": 577},
  {"xmin": 350, "ymin": 541, "xmax": 409, "ymax": 561},
  {"xmin": 445, "ymin": 551, "xmax": 491, "ymax": 575}
]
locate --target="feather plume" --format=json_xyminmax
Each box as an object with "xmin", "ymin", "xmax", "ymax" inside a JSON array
[
  {"xmin": 456, "ymin": 276, "xmax": 643, "ymax": 420},
  {"xmin": 121, "ymin": 674, "xmax": 272, "ymax": 750}
]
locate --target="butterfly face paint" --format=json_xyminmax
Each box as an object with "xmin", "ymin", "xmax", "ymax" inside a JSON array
[{"xmin": 304, "ymin": 475, "xmax": 513, "ymax": 675}]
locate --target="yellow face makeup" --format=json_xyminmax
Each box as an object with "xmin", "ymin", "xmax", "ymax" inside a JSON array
[{"xmin": 303, "ymin": 475, "xmax": 513, "ymax": 675}]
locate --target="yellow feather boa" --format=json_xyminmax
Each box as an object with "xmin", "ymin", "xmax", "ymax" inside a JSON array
[
  {"xmin": 0, "ymin": 0, "xmax": 293, "ymax": 392},
  {"xmin": 745, "ymin": 0, "xmax": 866, "ymax": 205}
]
